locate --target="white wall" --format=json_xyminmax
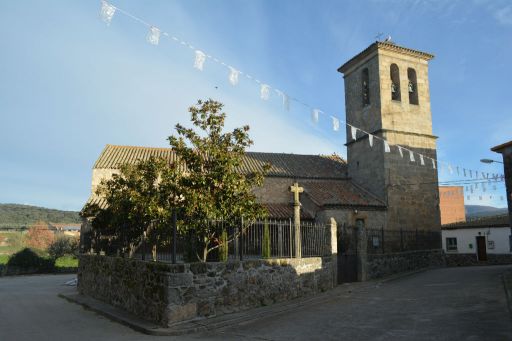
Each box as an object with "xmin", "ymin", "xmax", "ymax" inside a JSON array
[{"xmin": 442, "ymin": 227, "xmax": 511, "ymax": 254}]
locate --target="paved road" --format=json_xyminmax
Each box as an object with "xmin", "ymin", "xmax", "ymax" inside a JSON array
[{"xmin": 0, "ymin": 266, "xmax": 511, "ymax": 340}]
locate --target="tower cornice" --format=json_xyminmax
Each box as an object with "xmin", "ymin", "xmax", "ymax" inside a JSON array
[{"xmin": 338, "ymin": 42, "xmax": 434, "ymax": 75}]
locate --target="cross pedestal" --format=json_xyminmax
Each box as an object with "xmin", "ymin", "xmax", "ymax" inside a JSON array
[{"xmin": 290, "ymin": 182, "xmax": 304, "ymax": 258}]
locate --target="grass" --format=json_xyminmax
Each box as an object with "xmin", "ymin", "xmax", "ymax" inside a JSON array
[
  {"xmin": 54, "ymin": 256, "xmax": 78, "ymax": 268},
  {"xmin": 0, "ymin": 254, "xmax": 9, "ymax": 265}
]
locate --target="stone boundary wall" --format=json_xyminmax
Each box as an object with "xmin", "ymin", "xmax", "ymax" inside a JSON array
[
  {"xmin": 364, "ymin": 249, "xmax": 445, "ymax": 280},
  {"xmin": 78, "ymin": 255, "xmax": 336, "ymax": 327},
  {"xmin": 445, "ymin": 253, "xmax": 512, "ymax": 267}
]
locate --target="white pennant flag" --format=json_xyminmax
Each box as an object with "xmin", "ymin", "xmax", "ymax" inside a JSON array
[
  {"xmin": 100, "ymin": 1, "xmax": 116, "ymax": 25},
  {"xmin": 228, "ymin": 67, "xmax": 240, "ymax": 86},
  {"xmin": 331, "ymin": 117, "xmax": 340, "ymax": 131},
  {"xmin": 432, "ymin": 159, "xmax": 436, "ymax": 169},
  {"xmin": 275, "ymin": 90, "xmax": 290, "ymax": 111},
  {"xmin": 350, "ymin": 126, "xmax": 357, "ymax": 140},
  {"xmin": 368, "ymin": 134, "xmax": 374, "ymax": 147},
  {"xmin": 448, "ymin": 165, "xmax": 453, "ymax": 174},
  {"xmin": 476, "ymin": 171, "xmax": 479, "ymax": 178},
  {"xmin": 194, "ymin": 50, "xmax": 206, "ymax": 71},
  {"xmin": 420, "ymin": 154, "xmax": 425, "ymax": 165},
  {"xmin": 398, "ymin": 146, "xmax": 404, "ymax": 158},
  {"xmin": 384, "ymin": 140, "xmax": 390, "ymax": 153},
  {"xmin": 311, "ymin": 109, "xmax": 321, "ymax": 124},
  {"xmin": 456, "ymin": 166, "xmax": 460, "ymax": 175},
  {"xmin": 467, "ymin": 195, "xmax": 470, "ymax": 201},
  {"xmin": 409, "ymin": 150, "xmax": 415, "ymax": 162},
  {"xmin": 469, "ymin": 170, "xmax": 473, "ymax": 178},
  {"xmin": 146, "ymin": 26, "xmax": 161, "ymax": 45},
  {"xmin": 260, "ymin": 84, "xmax": 270, "ymax": 100}
]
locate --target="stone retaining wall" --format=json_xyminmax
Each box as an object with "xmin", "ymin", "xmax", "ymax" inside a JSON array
[
  {"xmin": 365, "ymin": 249, "xmax": 445, "ymax": 280},
  {"xmin": 78, "ymin": 255, "xmax": 336, "ymax": 327},
  {"xmin": 445, "ymin": 253, "xmax": 512, "ymax": 267}
]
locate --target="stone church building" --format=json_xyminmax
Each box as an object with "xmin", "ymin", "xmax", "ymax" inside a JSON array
[{"xmin": 85, "ymin": 41, "xmax": 441, "ymax": 232}]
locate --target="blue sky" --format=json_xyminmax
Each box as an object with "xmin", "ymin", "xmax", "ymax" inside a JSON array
[{"xmin": 1, "ymin": 0, "xmax": 510, "ymax": 211}]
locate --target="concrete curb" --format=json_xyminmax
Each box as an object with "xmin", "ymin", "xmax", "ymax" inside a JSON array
[
  {"xmin": 59, "ymin": 268, "xmax": 429, "ymax": 336},
  {"xmin": 59, "ymin": 286, "xmax": 360, "ymax": 336}
]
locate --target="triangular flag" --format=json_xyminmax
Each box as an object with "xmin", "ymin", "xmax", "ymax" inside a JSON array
[
  {"xmin": 409, "ymin": 150, "xmax": 415, "ymax": 162},
  {"xmin": 260, "ymin": 84, "xmax": 270, "ymax": 100},
  {"xmin": 275, "ymin": 90, "xmax": 290, "ymax": 111},
  {"xmin": 368, "ymin": 134, "xmax": 374, "ymax": 147},
  {"xmin": 432, "ymin": 159, "xmax": 436, "ymax": 169},
  {"xmin": 146, "ymin": 26, "xmax": 161, "ymax": 45},
  {"xmin": 456, "ymin": 166, "xmax": 460, "ymax": 175},
  {"xmin": 469, "ymin": 170, "xmax": 473, "ymax": 178},
  {"xmin": 311, "ymin": 109, "xmax": 321, "ymax": 123},
  {"xmin": 228, "ymin": 67, "xmax": 240, "ymax": 86},
  {"xmin": 463, "ymin": 168, "xmax": 467, "ymax": 177},
  {"xmin": 467, "ymin": 195, "xmax": 470, "ymax": 201},
  {"xmin": 448, "ymin": 165, "xmax": 453, "ymax": 174},
  {"xmin": 100, "ymin": 1, "xmax": 116, "ymax": 26},
  {"xmin": 384, "ymin": 140, "xmax": 390, "ymax": 153},
  {"xmin": 398, "ymin": 146, "xmax": 403, "ymax": 158},
  {"xmin": 476, "ymin": 171, "xmax": 479, "ymax": 178},
  {"xmin": 331, "ymin": 117, "xmax": 340, "ymax": 131},
  {"xmin": 194, "ymin": 50, "xmax": 206, "ymax": 70},
  {"xmin": 420, "ymin": 154, "xmax": 425, "ymax": 165},
  {"xmin": 350, "ymin": 126, "xmax": 357, "ymax": 140}
]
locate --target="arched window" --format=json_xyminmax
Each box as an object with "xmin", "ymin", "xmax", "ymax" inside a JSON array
[
  {"xmin": 362, "ymin": 68, "xmax": 370, "ymax": 106},
  {"xmin": 390, "ymin": 64, "xmax": 401, "ymax": 101},
  {"xmin": 407, "ymin": 68, "xmax": 418, "ymax": 105}
]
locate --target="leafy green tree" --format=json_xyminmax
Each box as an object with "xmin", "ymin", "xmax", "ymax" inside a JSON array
[
  {"xmin": 168, "ymin": 99, "xmax": 269, "ymax": 261},
  {"xmin": 83, "ymin": 99, "xmax": 268, "ymax": 262}
]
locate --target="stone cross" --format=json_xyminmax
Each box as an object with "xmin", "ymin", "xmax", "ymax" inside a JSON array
[{"xmin": 290, "ymin": 182, "xmax": 304, "ymax": 258}]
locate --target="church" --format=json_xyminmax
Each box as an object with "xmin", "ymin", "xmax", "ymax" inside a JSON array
[{"xmin": 84, "ymin": 41, "xmax": 441, "ymax": 232}]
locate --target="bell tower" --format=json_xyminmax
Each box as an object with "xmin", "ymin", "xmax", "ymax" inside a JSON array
[{"xmin": 338, "ymin": 42, "xmax": 440, "ymax": 231}]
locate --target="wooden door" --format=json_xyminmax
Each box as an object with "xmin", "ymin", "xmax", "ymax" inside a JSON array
[{"xmin": 476, "ymin": 236, "xmax": 487, "ymax": 261}]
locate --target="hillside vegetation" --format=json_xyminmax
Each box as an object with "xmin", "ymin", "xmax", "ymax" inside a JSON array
[
  {"xmin": 0, "ymin": 204, "xmax": 80, "ymax": 227},
  {"xmin": 465, "ymin": 205, "xmax": 508, "ymax": 219}
]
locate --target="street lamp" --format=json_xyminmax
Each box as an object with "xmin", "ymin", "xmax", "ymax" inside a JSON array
[{"xmin": 480, "ymin": 158, "xmax": 503, "ymax": 164}]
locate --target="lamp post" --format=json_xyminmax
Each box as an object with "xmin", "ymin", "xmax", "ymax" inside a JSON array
[{"xmin": 480, "ymin": 158, "xmax": 503, "ymax": 164}]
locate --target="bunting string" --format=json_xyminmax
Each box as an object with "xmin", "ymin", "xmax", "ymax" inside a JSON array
[{"xmin": 98, "ymin": 1, "xmax": 504, "ymax": 186}]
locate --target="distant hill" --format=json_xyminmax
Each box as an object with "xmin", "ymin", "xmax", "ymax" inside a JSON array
[
  {"xmin": 0, "ymin": 204, "xmax": 81, "ymax": 228},
  {"xmin": 465, "ymin": 205, "xmax": 508, "ymax": 219}
]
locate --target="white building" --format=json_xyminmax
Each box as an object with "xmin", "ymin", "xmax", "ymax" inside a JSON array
[{"xmin": 442, "ymin": 215, "xmax": 511, "ymax": 261}]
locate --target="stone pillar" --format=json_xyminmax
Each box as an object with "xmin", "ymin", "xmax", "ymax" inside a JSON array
[{"xmin": 290, "ymin": 182, "xmax": 304, "ymax": 258}]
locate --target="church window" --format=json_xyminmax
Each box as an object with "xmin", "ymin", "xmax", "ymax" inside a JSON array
[
  {"xmin": 407, "ymin": 68, "xmax": 419, "ymax": 105},
  {"xmin": 390, "ymin": 64, "xmax": 401, "ymax": 101},
  {"xmin": 362, "ymin": 68, "xmax": 370, "ymax": 106}
]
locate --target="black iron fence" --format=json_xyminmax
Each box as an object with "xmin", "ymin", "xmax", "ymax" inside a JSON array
[
  {"xmin": 85, "ymin": 219, "xmax": 331, "ymax": 263},
  {"xmin": 338, "ymin": 225, "xmax": 441, "ymax": 256}
]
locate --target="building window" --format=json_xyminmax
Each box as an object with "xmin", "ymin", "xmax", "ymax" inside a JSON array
[
  {"xmin": 446, "ymin": 237, "xmax": 457, "ymax": 252},
  {"xmin": 362, "ymin": 68, "xmax": 370, "ymax": 106},
  {"xmin": 390, "ymin": 64, "xmax": 401, "ymax": 101},
  {"xmin": 407, "ymin": 68, "xmax": 418, "ymax": 105}
]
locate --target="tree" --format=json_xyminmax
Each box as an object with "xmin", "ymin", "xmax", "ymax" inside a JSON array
[
  {"xmin": 24, "ymin": 222, "xmax": 55, "ymax": 251},
  {"xmin": 83, "ymin": 99, "xmax": 269, "ymax": 262},
  {"xmin": 83, "ymin": 157, "xmax": 181, "ymax": 258},
  {"xmin": 168, "ymin": 99, "xmax": 269, "ymax": 261},
  {"xmin": 47, "ymin": 235, "xmax": 79, "ymax": 260}
]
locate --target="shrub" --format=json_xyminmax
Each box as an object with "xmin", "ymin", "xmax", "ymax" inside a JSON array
[
  {"xmin": 7, "ymin": 248, "xmax": 54, "ymax": 272},
  {"xmin": 48, "ymin": 235, "xmax": 79, "ymax": 259},
  {"xmin": 24, "ymin": 223, "xmax": 55, "ymax": 250}
]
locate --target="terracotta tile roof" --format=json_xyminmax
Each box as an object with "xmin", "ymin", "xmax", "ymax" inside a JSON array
[
  {"xmin": 93, "ymin": 145, "xmax": 348, "ymax": 180},
  {"xmin": 302, "ymin": 180, "xmax": 386, "ymax": 208},
  {"xmin": 491, "ymin": 140, "xmax": 512, "ymax": 152},
  {"xmin": 263, "ymin": 203, "xmax": 313, "ymax": 220},
  {"xmin": 442, "ymin": 215, "xmax": 510, "ymax": 229}
]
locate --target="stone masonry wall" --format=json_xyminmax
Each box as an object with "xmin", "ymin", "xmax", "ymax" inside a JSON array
[
  {"xmin": 445, "ymin": 253, "xmax": 512, "ymax": 267},
  {"xmin": 78, "ymin": 255, "xmax": 336, "ymax": 327},
  {"xmin": 365, "ymin": 249, "xmax": 445, "ymax": 280}
]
